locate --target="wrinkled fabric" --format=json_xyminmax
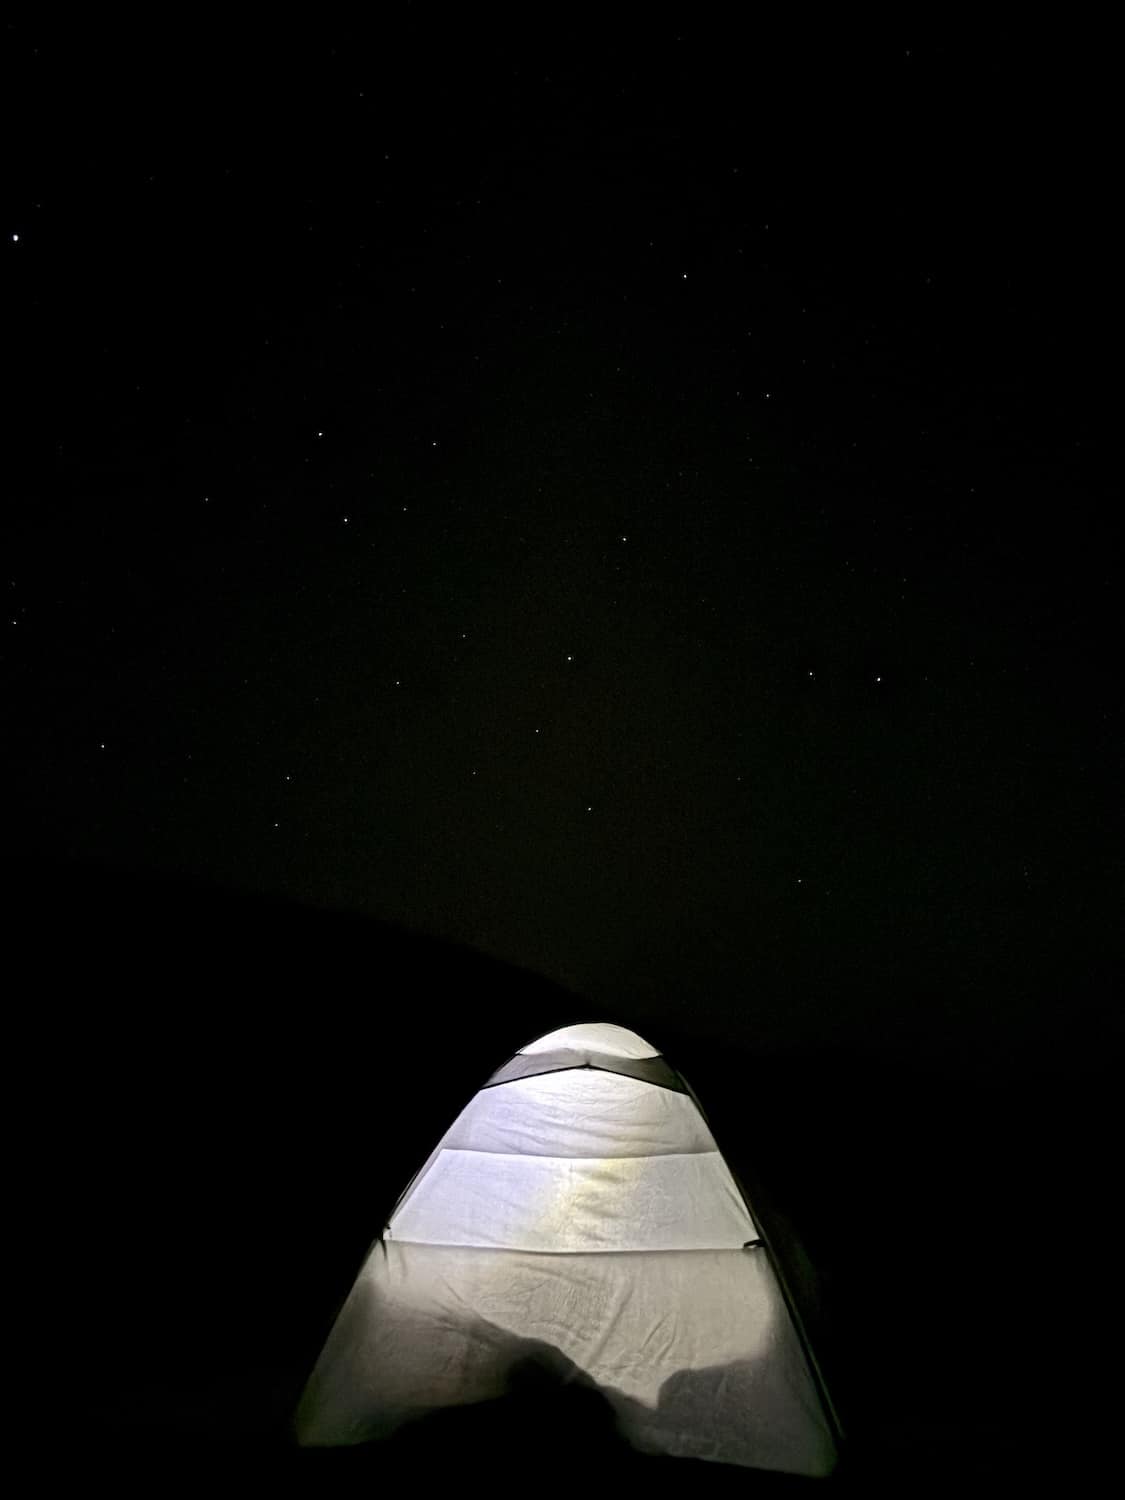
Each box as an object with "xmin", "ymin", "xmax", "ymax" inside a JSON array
[
  {"xmin": 442, "ymin": 1068, "xmax": 716, "ymax": 1159},
  {"xmin": 296, "ymin": 1242, "xmax": 836, "ymax": 1474}
]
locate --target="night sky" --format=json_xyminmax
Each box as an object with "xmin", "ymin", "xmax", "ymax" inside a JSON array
[{"xmin": 5, "ymin": 17, "xmax": 1120, "ymax": 1479}]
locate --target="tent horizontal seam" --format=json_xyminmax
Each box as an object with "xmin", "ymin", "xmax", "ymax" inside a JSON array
[
  {"xmin": 433, "ymin": 1149, "xmax": 724, "ymax": 1162},
  {"xmin": 438, "ymin": 1147, "xmax": 718, "ymax": 1158},
  {"xmin": 384, "ymin": 1240, "xmax": 755, "ymax": 1256}
]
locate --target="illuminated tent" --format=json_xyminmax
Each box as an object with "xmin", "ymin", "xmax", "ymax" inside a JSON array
[{"xmin": 295, "ymin": 1022, "xmax": 839, "ymax": 1476}]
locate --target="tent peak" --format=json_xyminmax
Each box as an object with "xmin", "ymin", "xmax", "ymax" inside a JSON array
[{"xmin": 520, "ymin": 1022, "xmax": 660, "ymax": 1060}]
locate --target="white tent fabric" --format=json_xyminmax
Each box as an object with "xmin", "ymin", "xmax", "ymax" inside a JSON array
[
  {"xmin": 519, "ymin": 1021, "xmax": 660, "ymax": 1057},
  {"xmin": 392, "ymin": 1149, "xmax": 754, "ymax": 1253},
  {"xmin": 296, "ymin": 1023, "xmax": 838, "ymax": 1476}
]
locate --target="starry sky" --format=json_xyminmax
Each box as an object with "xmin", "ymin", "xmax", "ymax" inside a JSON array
[
  {"xmin": 5, "ymin": 17, "xmax": 1118, "ymax": 1067},
  {"xmin": 5, "ymin": 18, "xmax": 1123, "ymax": 1474}
]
